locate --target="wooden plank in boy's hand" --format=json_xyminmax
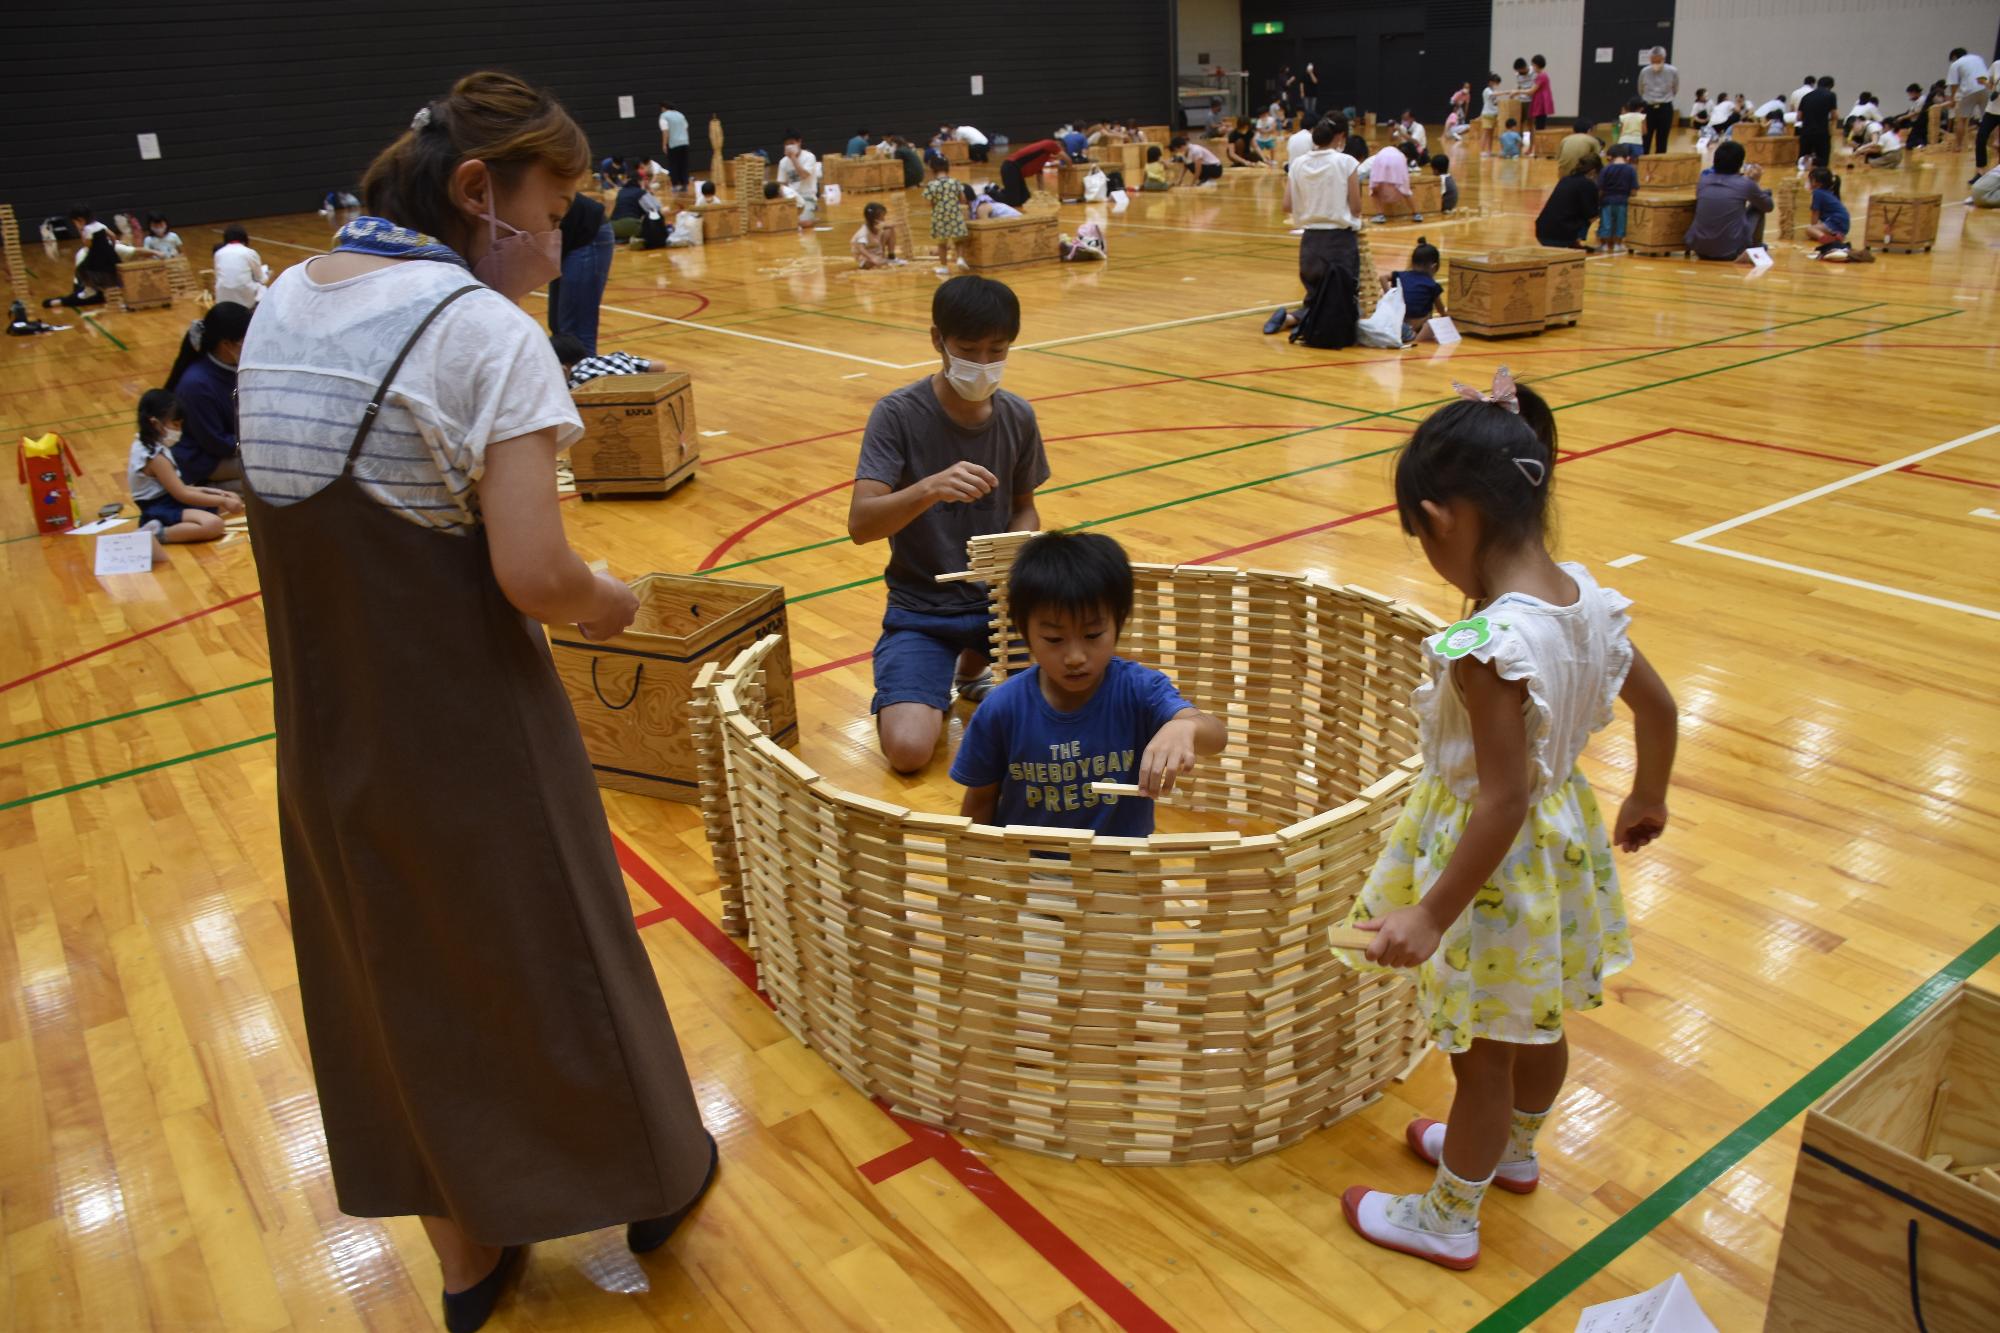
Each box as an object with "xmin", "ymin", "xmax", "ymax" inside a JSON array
[
  {"xmin": 1089, "ymin": 782, "xmax": 1144, "ymax": 797},
  {"xmin": 933, "ymin": 570, "xmax": 985, "ymax": 583}
]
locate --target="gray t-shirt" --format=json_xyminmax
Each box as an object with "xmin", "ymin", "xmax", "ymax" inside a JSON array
[{"xmin": 855, "ymin": 377, "xmax": 1050, "ymax": 614}]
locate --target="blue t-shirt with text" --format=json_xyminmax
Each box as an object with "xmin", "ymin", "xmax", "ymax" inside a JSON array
[{"xmin": 949, "ymin": 656, "xmax": 1191, "ymax": 837}]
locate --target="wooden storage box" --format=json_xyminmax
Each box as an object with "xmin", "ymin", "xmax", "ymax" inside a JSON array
[
  {"xmin": 570, "ymin": 371, "xmax": 698, "ymax": 499},
  {"xmin": 937, "ymin": 139, "xmax": 970, "ymax": 165},
  {"xmin": 1531, "ymin": 127, "xmax": 1568, "ymax": 159},
  {"xmin": 691, "ymin": 203, "xmax": 743, "ymax": 242},
  {"xmin": 1140, "ymin": 124, "xmax": 1172, "ymax": 145},
  {"xmin": 964, "ymin": 210, "xmax": 1058, "ymax": 270},
  {"xmin": 1765, "ymin": 982, "xmax": 2000, "ymax": 1332},
  {"xmin": 1104, "ymin": 141, "xmax": 1149, "ymax": 182},
  {"xmin": 1056, "ymin": 159, "xmax": 1105, "ymax": 200},
  {"xmin": 747, "ymin": 196, "xmax": 800, "ymax": 233},
  {"xmin": 1637, "ymin": 151, "xmax": 1700, "ymax": 188},
  {"xmin": 552, "ymin": 574, "xmax": 798, "ymax": 802},
  {"xmin": 1380, "ymin": 174, "xmax": 1442, "ymax": 219},
  {"xmin": 1498, "ymin": 246, "xmax": 1583, "ymax": 326},
  {"xmin": 1447, "ymin": 251, "xmax": 1548, "ymax": 338},
  {"xmin": 1864, "ymin": 192, "xmax": 1942, "ymax": 253},
  {"xmin": 1745, "ymin": 133, "xmax": 1799, "ymax": 168},
  {"xmin": 117, "ymin": 259, "xmax": 173, "ymax": 310},
  {"xmin": 1627, "ymin": 192, "xmax": 1697, "ymax": 256},
  {"xmin": 823, "ymin": 156, "xmax": 901, "ymax": 194}
]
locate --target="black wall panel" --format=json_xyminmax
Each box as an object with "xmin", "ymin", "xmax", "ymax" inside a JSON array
[
  {"xmin": 1241, "ymin": 1, "xmax": 1493, "ymax": 128},
  {"xmin": 6, "ymin": 1, "xmax": 1174, "ymax": 229}
]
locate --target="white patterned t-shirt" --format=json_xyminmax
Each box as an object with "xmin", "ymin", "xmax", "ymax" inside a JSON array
[{"xmin": 237, "ymin": 258, "xmax": 583, "ymax": 534}]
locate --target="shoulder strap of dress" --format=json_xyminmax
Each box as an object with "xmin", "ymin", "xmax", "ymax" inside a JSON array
[{"xmin": 342, "ymin": 283, "xmax": 483, "ymax": 475}]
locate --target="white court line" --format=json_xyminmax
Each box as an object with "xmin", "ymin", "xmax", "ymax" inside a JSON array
[
  {"xmin": 1973, "ymin": 507, "xmax": 2000, "ymax": 520},
  {"xmin": 1670, "ymin": 421, "xmax": 2000, "ymax": 621},
  {"xmin": 1674, "ymin": 422, "xmax": 2000, "ymax": 545},
  {"xmin": 529, "ymin": 293, "xmax": 910, "ymax": 369},
  {"xmin": 1607, "ymin": 554, "xmax": 1646, "ymax": 568}
]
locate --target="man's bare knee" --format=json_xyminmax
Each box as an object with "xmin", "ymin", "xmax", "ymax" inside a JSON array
[{"xmin": 877, "ymin": 705, "xmax": 943, "ymax": 773}]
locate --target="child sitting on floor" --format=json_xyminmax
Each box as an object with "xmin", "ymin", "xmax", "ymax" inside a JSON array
[
  {"xmin": 129, "ymin": 388, "xmax": 241, "ymax": 551},
  {"xmin": 952, "ymin": 531, "xmax": 1227, "ymax": 834},
  {"xmin": 851, "ymin": 201, "xmax": 905, "ymax": 268},
  {"xmin": 550, "ymin": 333, "xmax": 666, "ymax": 388},
  {"xmin": 1142, "ymin": 145, "xmax": 1170, "ymax": 190},
  {"xmin": 1386, "ymin": 237, "xmax": 1448, "ymax": 344},
  {"xmin": 1804, "ymin": 167, "xmax": 1872, "ymax": 261},
  {"xmin": 1499, "ymin": 119, "xmax": 1523, "ymax": 158},
  {"xmin": 141, "ymin": 213, "xmax": 182, "ymax": 258},
  {"xmin": 1429, "ymin": 155, "xmax": 1458, "ymax": 213}
]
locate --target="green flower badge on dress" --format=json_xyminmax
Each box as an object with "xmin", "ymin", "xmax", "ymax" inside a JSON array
[{"xmin": 1435, "ymin": 617, "xmax": 1492, "ymax": 659}]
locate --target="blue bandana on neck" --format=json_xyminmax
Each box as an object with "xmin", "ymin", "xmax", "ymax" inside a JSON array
[{"xmin": 331, "ymin": 215, "xmax": 468, "ymax": 267}]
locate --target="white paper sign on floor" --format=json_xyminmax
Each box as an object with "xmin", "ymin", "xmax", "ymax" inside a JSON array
[
  {"xmin": 1575, "ymin": 1273, "xmax": 1717, "ymax": 1333},
  {"xmin": 95, "ymin": 531, "xmax": 155, "ymax": 576},
  {"xmin": 1429, "ymin": 316, "xmax": 1462, "ymax": 345},
  {"xmin": 1745, "ymin": 246, "xmax": 1773, "ymax": 269}
]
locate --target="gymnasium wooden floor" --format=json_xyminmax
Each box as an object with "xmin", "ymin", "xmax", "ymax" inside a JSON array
[{"xmin": 5, "ymin": 137, "xmax": 1999, "ymax": 1332}]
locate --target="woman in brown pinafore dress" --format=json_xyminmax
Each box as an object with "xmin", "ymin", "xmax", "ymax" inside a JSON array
[{"xmin": 237, "ymin": 72, "xmax": 715, "ymax": 1333}]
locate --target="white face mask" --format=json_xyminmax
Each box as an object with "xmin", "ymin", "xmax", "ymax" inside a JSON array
[
  {"xmin": 160, "ymin": 426, "xmax": 183, "ymax": 448},
  {"xmin": 942, "ymin": 349, "xmax": 1006, "ymax": 401}
]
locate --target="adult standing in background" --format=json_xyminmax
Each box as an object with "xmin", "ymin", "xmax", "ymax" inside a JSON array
[
  {"xmin": 1638, "ymin": 47, "xmax": 1679, "ymax": 155},
  {"xmin": 1947, "ymin": 47, "xmax": 1990, "ymax": 151},
  {"xmin": 237, "ymin": 72, "xmax": 716, "ymax": 1333},
  {"xmin": 1529, "ymin": 55, "xmax": 1555, "ymax": 131},
  {"xmin": 1279, "ymin": 65, "xmax": 1299, "ymax": 119},
  {"xmin": 658, "ymin": 100, "xmax": 690, "ymax": 191},
  {"xmin": 548, "ymin": 191, "xmax": 612, "ymax": 357},
  {"xmin": 1302, "ymin": 62, "xmax": 1320, "ymax": 118},
  {"xmin": 1797, "ymin": 76, "xmax": 1839, "ymax": 169}
]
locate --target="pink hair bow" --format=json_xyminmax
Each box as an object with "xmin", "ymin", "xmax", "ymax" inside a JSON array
[{"xmin": 1450, "ymin": 365, "xmax": 1520, "ymax": 413}]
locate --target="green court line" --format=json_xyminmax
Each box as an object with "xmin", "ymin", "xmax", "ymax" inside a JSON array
[
  {"xmin": 81, "ymin": 315, "xmax": 127, "ymax": 351},
  {"xmin": 1474, "ymin": 920, "xmax": 2000, "ymax": 1331},
  {"xmin": 0, "ymin": 732, "xmax": 275, "ymax": 814},
  {"xmin": 1036, "ymin": 344, "xmax": 1379, "ymax": 413},
  {"xmin": 0, "ymin": 678, "xmax": 271, "ymax": 752}
]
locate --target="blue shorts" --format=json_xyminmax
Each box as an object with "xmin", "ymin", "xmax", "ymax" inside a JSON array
[
  {"xmin": 870, "ymin": 605, "xmax": 993, "ymax": 714},
  {"xmin": 137, "ymin": 494, "xmax": 198, "ymax": 527}
]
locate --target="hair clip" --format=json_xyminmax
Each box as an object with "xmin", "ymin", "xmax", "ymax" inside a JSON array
[
  {"xmin": 1512, "ymin": 456, "xmax": 1547, "ymax": 487},
  {"xmin": 1450, "ymin": 365, "xmax": 1520, "ymax": 414},
  {"xmin": 411, "ymin": 106, "xmax": 433, "ymax": 131},
  {"xmin": 186, "ymin": 316, "xmax": 205, "ymax": 345}
]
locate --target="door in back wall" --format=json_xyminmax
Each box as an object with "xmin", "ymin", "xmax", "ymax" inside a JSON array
[
  {"xmin": 1579, "ymin": 0, "xmax": 1675, "ymax": 124},
  {"xmin": 1303, "ymin": 36, "xmax": 1358, "ymax": 115}
]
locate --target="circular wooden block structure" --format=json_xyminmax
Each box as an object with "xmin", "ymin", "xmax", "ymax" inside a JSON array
[{"xmin": 689, "ymin": 535, "xmax": 1443, "ymax": 1164}]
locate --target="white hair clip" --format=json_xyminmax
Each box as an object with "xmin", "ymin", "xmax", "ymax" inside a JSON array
[
  {"xmin": 411, "ymin": 106, "xmax": 433, "ymax": 131},
  {"xmin": 1513, "ymin": 457, "xmax": 1547, "ymax": 487}
]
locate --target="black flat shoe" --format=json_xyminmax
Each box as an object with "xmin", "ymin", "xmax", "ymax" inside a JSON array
[
  {"xmin": 442, "ymin": 1245, "xmax": 523, "ymax": 1333},
  {"xmin": 629, "ymin": 1130, "xmax": 720, "ymax": 1254}
]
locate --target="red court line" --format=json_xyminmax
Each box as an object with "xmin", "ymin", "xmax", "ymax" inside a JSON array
[
  {"xmin": 698, "ymin": 478, "xmax": 857, "ymax": 570},
  {"xmin": 796, "ymin": 648, "xmax": 874, "ymax": 680},
  {"xmin": 0, "ymin": 589, "xmax": 263, "ymax": 696},
  {"xmin": 608, "ymin": 833, "xmax": 1176, "ymax": 1333}
]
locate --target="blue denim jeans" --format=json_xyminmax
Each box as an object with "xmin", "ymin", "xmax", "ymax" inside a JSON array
[
  {"xmin": 1599, "ymin": 201, "xmax": 1628, "ymax": 241},
  {"xmin": 552, "ymin": 224, "xmax": 614, "ymax": 356}
]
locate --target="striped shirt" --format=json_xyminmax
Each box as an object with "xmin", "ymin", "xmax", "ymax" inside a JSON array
[{"xmin": 238, "ymin": 258, "xmax": 582, "ymax": 534}]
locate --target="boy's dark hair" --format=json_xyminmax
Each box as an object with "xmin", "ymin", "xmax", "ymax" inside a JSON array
[
  {"xmin": 1505, "ymin": 118, "xmax": 1518, "ymax": 128},
  {"xmin": 1950, "ymin": 47, "xmax": 1966, "ymax": 60},
  {"xmin": 1169, "ymin": 134, "xmax": 1188, "ymax": 149},
  {"xmin": 1409, "ymin": 236, "xmax": 1441, "ymax": 269},
  {"xmin": 932, "ymin": 274, "xmax": 1021, "ymax": 343},
  {"xmin": 1429, "ymin": 153, "xmax": 1450, "ymax": 173},
  {"xmin": 1818, "ymin": 76, "xmax": 1834, "ymax": 90},
  {"xmin": 698, "ymin": 179, "xmax": 717, "ymax": 197},
  {"xmin": 1146, "ymin": 144, "xmax": 1162, "ymax": 161},
  {"xmin": 925, "ymin": 151, "xmax": 948, "ymax": 171},
  {"xmin": 1487, "ymin": 72, "xmax": 1500, "ymax": 83},
  {"xmin": 1398, "ymin": 142, "xmax": 1421, "ymax": 162},
  {"xmin": 863, "ymin": 201, "xmax": 886, "ymax": 223},
  {"xmin": 68, "ymin": 205, "xmax": 91, "ymax": 223},
  {"xmin": 549, "ymin": 332, "xmax": 586, "ymax": 366},
  {"xmin": 1394, "ymin": 379, "xmax": 1557, "ymax": 558},
  {"xmin": 782, "ymin": 128, "xmax": 801, "ymax": 143},
  {"xmin": 1625, "ymin": 97, "xmax": 1644, "ymax": 111},
  {"xmin": 1575, "ymin": 117, "xmax": 1593, "ymax": 132},
  {"xmin": 222, "ymin": 224, "xmax": 249, "ymax": 245},
  {"xmin": 1907, "ymin": 83, "xmax": 1923, "ymax": 94},
  {"xmin": 136, "ymin": 387, "xmax": 181, "ymax": 447},
  {"xmin": 1311, "ymin": 119, "xmax": 1338, "ymax": 147},
  {"xmin": 1008, "ymin": 532, "xmax": 1135, "ymax": 636},
  {"xmin": 659, "ymin": 100, "xmax": 675, "ymax": 110},
  {"xmin": 1712, "ymin": 140, "xmax": 1747, "ymax": 174}
]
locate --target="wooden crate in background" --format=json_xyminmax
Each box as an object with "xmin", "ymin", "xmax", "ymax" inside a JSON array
[
  {"xmin": 1531, "ymin": 127, "xmax": 1568, "ymax": 159},
  {"xmin": 1864, "ymin": 191, "xmax": 1941, "ymax": 252},
  {"xmin": 824, "ymin": 156, "xmax": 901, "ymax": 194},
  {"xmin": 747, "ymin": 196, "xmax": 800, "ymax": 233},
  {"xmin": 1745, "ymin": 133, "xmax": 1799, "ymax": 169},
  {"xmin": 551, "ymin": 574, "xmax": 797, "ymax": 802},
  {"xmin": 1765, "ymin": 983, "xmax": 2000, "ymax": 1331},
  {"xmin": 116, "ymin": 259, "xmax": 173, "ymax": 310},
  {"xmin": 1446, "ymin": 251, "xmax": 1548, "ymax": 337},
  {"xmin": 937, "ymin": 139, "xmax": 970, "ymax": 164},
  {"xmin": 963, "ymin": 208, "xmax": 1059, "ymax": 271},
  {"xmin": 569, "ymin": 371, "xmax": 698, "ymax": 499},
  {"xmin": 1497, "ymin": 246, "xmax": 1584, "ymax": 327},
  {"xmin": 692, "ymin": 203, "xmax": 743, "ymax": 243},
  {"xmin": 1380, "ymin": 174, "xmax": 1442, "ymax": 220},
  {"xmin": 1140, "ymin": 124, "xmax": 1172, "ymax": 144},
  {"xmin": 1627, "ymin": 192, "xmax": 1697, "ymax": 255},
  {"xmin": 1637, "ymin": 151, "xmax": 1700, "ymax": 188}
]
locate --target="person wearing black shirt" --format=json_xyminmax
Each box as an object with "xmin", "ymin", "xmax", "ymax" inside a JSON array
[
  {"xmin": 1535, "ymin": 158, "xmax": 1601, "ymax": 248},
  {"xmin": 548, "ymin": 192, "xmax": 612, "ymax": 355},
  {"xmin": 1797, "ymin": 76, "xmax": 1839, "ymax": 167}
]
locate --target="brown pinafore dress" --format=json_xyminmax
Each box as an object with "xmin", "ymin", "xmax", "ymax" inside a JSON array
[{"xmin": 243, "ymin": 284, "xmax": 711, "ymax": 1245}]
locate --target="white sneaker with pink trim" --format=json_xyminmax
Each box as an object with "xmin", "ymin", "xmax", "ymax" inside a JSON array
[
  {"xmin": 1406, "ymin": 1118, "xmax": 1540, "ymax": 1193},
  {"xmin": 1341, "ymin": 1187, "xmax": 1480, "ymax": 1270}
]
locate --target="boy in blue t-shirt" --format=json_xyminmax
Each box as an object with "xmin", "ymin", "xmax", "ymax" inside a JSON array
[
  {"xmin": 950, "ymin": 532, "xmax": 1227, "ymax": 835},
  {"xmin": 1596, "ymin": 144, "xmax": 1639, "ymax": 252},
  {"xmin": 1499, "ymin": 120, "xmax": 1523, "ymax": 158}
]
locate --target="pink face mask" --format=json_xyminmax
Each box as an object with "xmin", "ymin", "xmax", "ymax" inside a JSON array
[{"xmin": 472, "ymin": 196, "xmax": 560, "ymax": 300}]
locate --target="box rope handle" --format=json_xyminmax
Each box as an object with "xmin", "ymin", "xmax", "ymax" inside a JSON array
[{"xmin": 589, "ymin": 658, "xmax": 644, "ymax": 710}]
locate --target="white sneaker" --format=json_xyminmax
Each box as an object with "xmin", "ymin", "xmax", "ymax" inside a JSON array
[
  {"xmin": 955, "ymin": 257, "xmax": 970, "ymax": 269},
  {"xmin": 1342, "ymin": 1187, "xmax": 1479, "ymax": 1270},
  {"xmin": 1370, "ymin": 213, "xmax": 1388, "ymax": 224},
  {"xmin": 139, "ymin": 519, "xmax": 164, "ymax": 536},
  {"xmin": 934, "ymin": 266, "xmax": 951, "ymax": 277},
  {"xmin": 1406, "ymin": 1118, "xmax": 1539, "ymax": 1193}
]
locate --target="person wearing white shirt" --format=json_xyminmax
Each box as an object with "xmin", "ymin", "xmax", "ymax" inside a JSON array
[
  {"xmin": 656, "ymin": 101, "xmax": 690, "ymax": 191},
  {"xmin": 1755, "ymin": 96, "xmax": 1788, "ymax": 122},
  {"xmin": 954, "ymin": 124, "xmax": 990, "ymax": 162},
  {"xmin": 1851, "ymin": 122, "xmax": 1903, "ymax": 168},
  {"xmin": 1789, "ymin": 77, "xmax": 1816, "ymax": 112},
  {"xmin": 212, "ymin": 227, "xmax": 270, "ymax": 308},
  {"xmin": 1264, "ymin": 116, "xmax": 1362, "ymax": 337},
  {"xmin": 1847, "ymin": 95, "xmax": 1881, "ymax": 123},
  {"xmin": 778, "ymin": 132, "xmax": 821, "ymax": 226},
  {"xmin": 1946, "ymin": 47, "xmax": 1990, "ymax": 150},
  {"xmin": 1286, "ymin": 123, "xmax": 1315, "ymax": 167},
  {"xmin": 1392, "ymin": 110, "xmax": 1427, "ymax": 152}
]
